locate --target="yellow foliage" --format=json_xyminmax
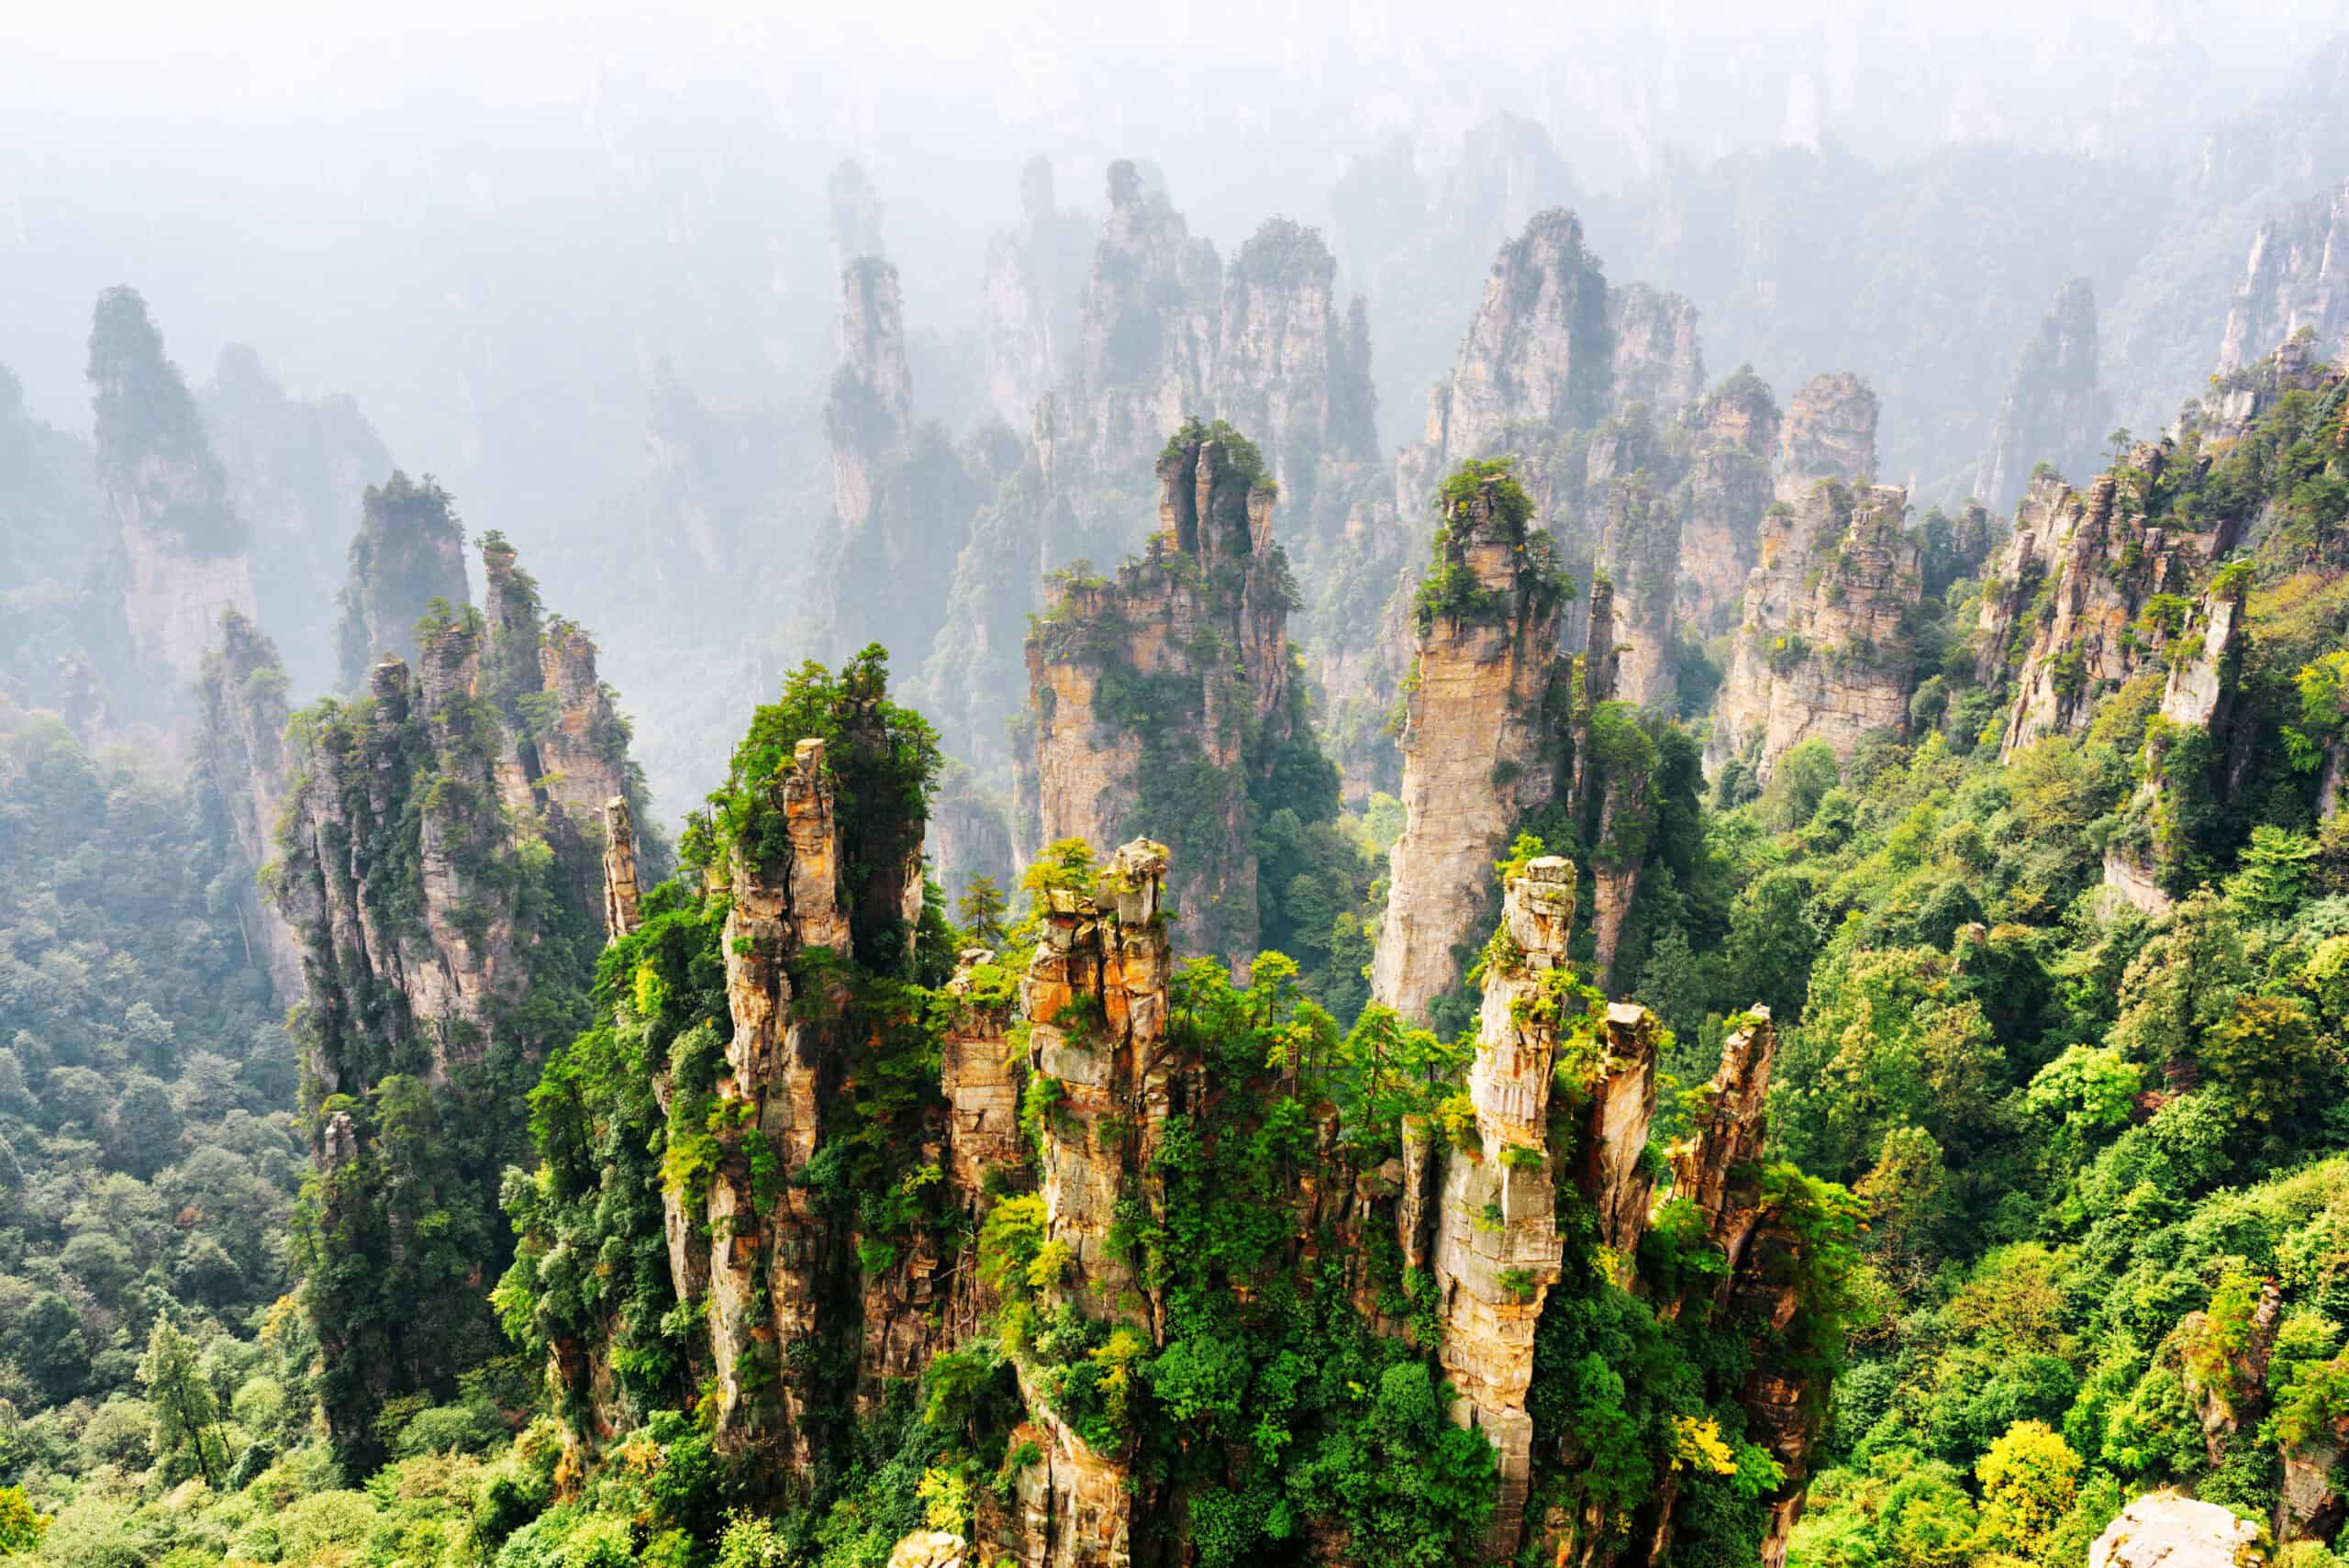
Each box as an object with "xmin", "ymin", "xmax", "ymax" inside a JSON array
[{"xmin": 1668, "ymin": 1415, "xmax": 1740, "ymax": 1475}]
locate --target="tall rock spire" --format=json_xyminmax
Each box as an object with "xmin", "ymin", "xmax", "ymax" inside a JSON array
[
  {"xmin": 333, "ymin": 470, "xmax": 469, "ymax": 692},
  {"xmin": 87, "ymin": 286, "xmax": 256, "ymax": 707},
  {"xmin": 1371, "ymin": 465, "xmax": 1568, "ymax": 1021},
  {"xmin": 1976, "ymin": 277, "xmax": 2110, "ymax": 514}
]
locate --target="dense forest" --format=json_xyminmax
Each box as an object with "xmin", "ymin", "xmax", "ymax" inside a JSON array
[{"xmin": 11, "ymin": 19, "xmax": 2349, "ymax": 1566}]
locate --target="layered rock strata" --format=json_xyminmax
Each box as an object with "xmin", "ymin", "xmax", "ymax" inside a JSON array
[
  {"xmin": 1370, "ymin": 471, "xmax": 1569, "ymax": 1021},
  {"xmin": 1676, "ymin": 369, "xmax": 1783, "ymax": 638},
  {"xmin": 1015, "ymin": 840, "xmax": 1183, "ymax": 1567}
]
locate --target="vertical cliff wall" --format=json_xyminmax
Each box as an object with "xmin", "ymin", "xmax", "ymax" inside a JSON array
[
  {"xmin": 1976, "ymin": 277, "xmax": 2110, "ymax": 514},
  {"xmin": 1429, "ymin": 857, "xmax": 1577, "ymax": 1556},
  {"xmin": 333, "ymin": 470, "xmax": 470, "ymax": 692},
  {"xmin": 1775, "ymin": 372, "xmax": 1879, "ymax": 504},
  {"xmin": 2218, "ymin": 177, "xmax": 2349, "ymax": 376},
  {"xmin": 1596, "ymin": 476, "xmax": 1684, "ymax": 710},
  {"xmin": 1422, "ymin": 209, "xmax": 1615, "ymax": 468},
  {"xmin": 1711, "ymin": 482, "xmax": 1920, "ymax": 776},
  {"xmin": 201, "ymin": 344, "xmax": 394, "ymax": 693},
  {"xmin": 1979, "ymin": 443, "xmax": 2227, "ymax": 759},
  {"xmin": 1677, "ymin": 368, "xmax": 1783, "ymax": 639},
  {"xmin": 2103, "ymin": 575, "xmax": 2250, "ymax": 913},
  {"xmin": 195, "ymin": 607, "xmax": 304, "ymax": 1000},
  {"xmin": 271, "ymin": 538, "xmax": 637, "ymax": 1462},
  {"xmin": 981, "ymin": 157, "xmax": 1095, "ymax": 431},
  {"xmin": 1019, "ymin": 427, "xmax": 1298, "ymax": 965},
  {"xmin": 1371, "ymin": 466, "xmax": 1569, "ymax": 1021},
  {"xmin": 814, "ymin": 257, "xmax": 988, "ymax": 668}
]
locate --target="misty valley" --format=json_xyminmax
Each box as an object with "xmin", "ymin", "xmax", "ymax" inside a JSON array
[{"xmin": 9, "ymin": 13, "xmax": 2349, "ymax": 1568}]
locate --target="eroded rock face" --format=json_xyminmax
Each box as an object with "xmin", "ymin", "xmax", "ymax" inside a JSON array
[
  {"xmin": 1711, "ymin": 482, "xmax": 1920, "ymax": 776},
  {"xmin": 1596, "ymin": 477, "xmax": 1682, "ymax": 710},
  {"xmin": 1981, "ymin": 446, "xmax": 2224, "ymax": 760},
  {"xmin": 1775, "ymin": 373, "xmax": 1879, "ymax": 505},
  {"xmin": 1430, "ymin": 857, "xmax": 1577, "ymax": 1557},
  {"xmin": 1976, "ymin": 277, "xmax": 2110, "ymax": 515},
  {"xmin": 705, "ymin": 737, "xmax": 856, "ymax": 1467},
  {"xmin": 1019, "ymin": 434, "xmax": 1297, "ymax": 965},
  {"xmin": 335, "ymin": 471, "xmax": 469, "ymax": 694},
  {"xmin": 201, "ymin": 344, "xmax": 392, "ymax": 692},
  {"xmin": 272, "ymin": 539, "xmax": 640, "ymax": 1454},
  {"xmin": 195, "ymin": 608, "xmax": 303, "ymax": 1000},
  {"xmin": 1371, "ymin": 473, "xmax": 1568, "ymax": 1021},
  {"xmin": 981, "ymin": 158, "xmax": 1095, "ymax": 431},
  {"xmin": 1606, "ymin": 283, "xmax": 1706, "ymax": 420},
  {"xmin": 2219, "ymin": 176, "xmax": 2349, "ymax": 377},
  {"xmin": 1019, "ymin": 840, "xmax": 1181, "ymax": 1565},
  {"xmin": 2103, "ymin": 577, "xmax": 2247, "ymax": 913},
  {"xmin": 920, "ymin": 169, "xmax": 1370, "ymax": 793},
  {"xmin": 89, "ymin": 287, "xmax": 257, "ymax": 706},
  {"xmin": 1215, "ymin": 218, "xmax": 1378, "ymax": 506},
  {"xmin": 1425, "ymin": 209, "xmax": 1614, "ymax": 468},
  {"xmin": 1677, "ymin": 369, "xmax": 1783, "ymax": 639}
]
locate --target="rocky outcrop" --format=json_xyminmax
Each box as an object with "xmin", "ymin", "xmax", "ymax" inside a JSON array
[
  {"xmin": 1019, "ymin": 428, "xmax": 1300, "ymax": 965},
  {"xmin": 1212, "ymin": 218, "xmax": 1378, "ymax": 512},
  {"xmin": 1429, "ymin": 857, "xmax": 1577, "ymax": 1557},
  {"xmin": 703, "ymin": 736, "xmax": 861, "ymax": 1466},
  {"xmin": 1976, "ymin": 278, "xmax": 2110, "ymax": 515},
  {"xmin": 1775, "ymin": 373, "xmax": 1878, "ymax": 504},
  {"xmin": 272, "ymin": 535, "xmax": 640, "ymax": 1455},
  {"xmin": 2218, "ymin": 177, "xmax": 2349, "ymax": 377},
  {"xmin": 1677, "ymin": 369, "xmax": 1782, "ymax": 638},
  {"xmin": 925, "ymin": 168, "xmax": 1383, "ymax": 800},
  {"xmin": 1596, "ymin": 477, "xmax": 1682, "ymax": 710},
  {"xmin": 88, "ymin": 287, "xmax": 257, "ymax": 706},
  {"xmin": 1981, "ymin": 445, "xmax": 2227, "ymax": 759},
  {"xmin": 195, "ymin": 608, "xmax": 304, "ymax": 1000},
  {"xmin": 980, "ymin": 158, "xmax": 1094, "ymax": 432},
  {"xmin": 601, "ymin": 795, "xmax": 641, "ymax": 940},
  {"xmin": 201, "ymin": 344, "xmax": 393, "ymax": 692},
  {"xmin": 1423, "ymin": 209, "xmax": 1613, "ymax": 469},
  {"xmin": 333, "ymin": 471, "xmax": 469, "ymax": 692},
  {"xmin": 1016, "ymin": 841, "xmax": 1183, "ymax": 1565},
  {"xmin": 930, "ymin": 762, "xmax": 1019, "ymax": 911},
  {"xmin": 2103, "ymin": 576, "xmax": 2248, "ymax": 914},
  {"xmin": 1646, "ymin": 1008, "xmax": 1828, "ymax": 1568},
  {"xmin": 813, "ymin": 259, "xmax": 989, "ymax": 668},
  {"xmin": 1371, "ymin": 470, "xmax": 1569, "ymax": 1021},
  {"xmin": 2195, "ymin": 328, "xmax": 2332, "ymax": 445},
  {"xmin": 1710, "ymin": 482, "xmax": 1920, "ymax": 776},
  {"xmin": 2091, "ymin": 1493, "xmax": 2266, "ymax": 1568},
  {"xmin": 1606, "ymin": 284, "xmax": 1706, "ymax": 420}
]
